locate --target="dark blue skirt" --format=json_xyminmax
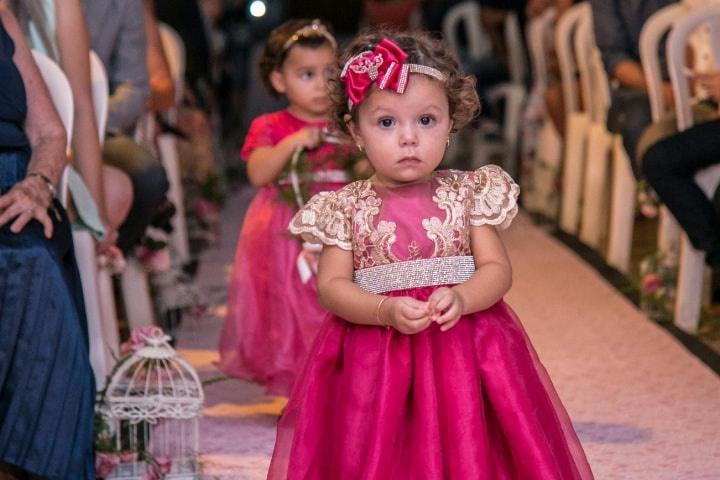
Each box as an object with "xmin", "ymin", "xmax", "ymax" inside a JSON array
[{"xmin": 0, "ymin": 150, "xmax": 95, "ymax": 479}]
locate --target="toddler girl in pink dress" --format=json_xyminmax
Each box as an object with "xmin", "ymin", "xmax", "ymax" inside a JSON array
[
  {"xmin": 217, "ymin": 19, "xmax": 359, "ymax": 396},
  {"xmin": 268, "ymin": 31, "xmax": 594, "ymax": 479}
]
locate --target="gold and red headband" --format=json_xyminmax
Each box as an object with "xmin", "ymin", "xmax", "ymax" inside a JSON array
[{"xmin": 282, "ymin": 19, "xmax": 337, "ymax": 53}]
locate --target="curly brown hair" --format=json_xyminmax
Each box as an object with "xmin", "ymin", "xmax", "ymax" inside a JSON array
[
  {"xmin": 329, "ymin": 29, "xmax": 480, "ymax": 134},
  {"xmin": 258, "ymin": 19, "xmax": 337, "ymax": 98}
]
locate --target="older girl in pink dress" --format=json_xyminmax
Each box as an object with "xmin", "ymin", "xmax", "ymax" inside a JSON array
[
  {"xmin": 268, "ymin": 31, "xmax": 594, "ymax": 479},
  {"xmin": 217, "ymin": 19, "xmax": 358, "ymax": 396}
]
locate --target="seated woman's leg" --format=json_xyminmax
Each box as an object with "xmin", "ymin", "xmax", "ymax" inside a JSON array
[
  {"xmin": 103, "ymin": 135, "xmax": 170, "ymax": 253},
  {"xmin": 103, "ymin": 164, "xmax": 134, "ymax": 230},
  {"xmin": 642, "ymin": 119, "xmax": 720, "ymax": 266}
]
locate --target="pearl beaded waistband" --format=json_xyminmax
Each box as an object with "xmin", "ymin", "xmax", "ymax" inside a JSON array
[{"xmin": 353, "ymin": 256, "xmax": 476, "ymax": 294}]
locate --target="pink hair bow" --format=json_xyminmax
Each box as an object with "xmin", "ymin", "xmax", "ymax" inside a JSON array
[{"xmin": 341, "ymin": 38, "xmax": 411, "ymax": 107}]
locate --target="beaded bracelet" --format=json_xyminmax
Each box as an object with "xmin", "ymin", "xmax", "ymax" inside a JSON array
[
  {"xmin": 27, "ymin": 171, "xmax": 57, "ymax": 198},
  {"xmin": 376, "ymin": 296, "xmax": 390, "ymax": 329}
]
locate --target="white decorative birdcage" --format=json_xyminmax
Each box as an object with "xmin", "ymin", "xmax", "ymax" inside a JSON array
[{"xmin": 96, "ymin": 327, "xmax": 204, "ymax": 479}]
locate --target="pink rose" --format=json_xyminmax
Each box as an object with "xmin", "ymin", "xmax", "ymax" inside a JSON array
[
  {"xmin": 95, "ymin": 452, "xmax": 120, "ymax": 478},
  {"xmin": 118, "ymin": 451, "xmax": 138, "ymax": 463},
  {"xmin": 642, "ymin": 273, "xmax": 663, "ymax": 294},
  {"xmin": 155, "ymin": 455, "xmax": 172, "ymax": 474},
  {"xmin": 120, "ymin": 326, "xmax": 165, "ymax": 354},
  {"xmin": 640, "ymin": 203, "xmax": 659, "ymax": 218},
  {"xmin": 194, "ymin": 198, "xmax": 219, "ymax": 220}
]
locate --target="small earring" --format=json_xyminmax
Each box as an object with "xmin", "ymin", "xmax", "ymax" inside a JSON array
[
  {"xmin": 356, "ymin": 143, "xmax": 364, "ymax": 152},
  {"xmin": 446, "ymin": 137, "xmax": 450, "ymax": 147}
]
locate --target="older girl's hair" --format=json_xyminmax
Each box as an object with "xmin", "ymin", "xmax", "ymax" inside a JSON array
[
  {"xmin": 329, "ymin": 29, "xmax": 479, "ymax": 134},
  {"xmin": 258, "ymin": 18, "xmax": 336, "ymax": 98}
]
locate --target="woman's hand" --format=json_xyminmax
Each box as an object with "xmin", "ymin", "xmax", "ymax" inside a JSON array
[
  {"xmin": 381, "ymin": 297, "xmax": 432, "ymax": 334},
  {"xmin": 428, "ymin": 287, "xmax": 465, "ymax": 332},
  {"xmin": 0, "ymin": 175, "xmax": 55, "ymax": 237}
]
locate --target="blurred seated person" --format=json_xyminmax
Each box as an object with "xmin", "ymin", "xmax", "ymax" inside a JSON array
[
  {"xmin": 641, "ymin": 72, "xmax": 720, "ymax": 268},
  {"xmin": 83, "ymin": 0, "xmax": 170, "ymax": 254},
  {"xmin": 0, "ymin": 3, "xmax": 94, "ymax": 478},
  {"xmin": 11, "ymin": 0, "xmax": 134, "ymax": 255},
  {"xmin": 590, "ymin": 0, "xmax": 677, "ymax": 177}
]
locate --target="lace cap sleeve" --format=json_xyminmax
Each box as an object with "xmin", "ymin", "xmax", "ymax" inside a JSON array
[
  {"xmin": 468, "ymin": 165, "xmax": 520, "ymax": 229},
  {"xmin": 289, "ymin": 190, "xmax": 353, "ymax": 250}
]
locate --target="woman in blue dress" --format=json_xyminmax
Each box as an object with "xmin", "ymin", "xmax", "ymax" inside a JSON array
[{"xmin": 0, "ymin": 3, "xmax": 94, "ymax": 479}]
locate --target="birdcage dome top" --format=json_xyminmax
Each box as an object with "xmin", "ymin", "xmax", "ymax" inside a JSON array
[{"xmin": 104, "ymin": 327, "xmax": 204, "ymax": 424}]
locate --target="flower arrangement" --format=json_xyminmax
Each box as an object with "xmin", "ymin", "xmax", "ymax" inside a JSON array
[{"xmin": 637, "ymin": 252, "xmax": 677, "ymax": 321}]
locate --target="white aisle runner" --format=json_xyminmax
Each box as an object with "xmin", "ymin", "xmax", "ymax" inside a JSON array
[{"xmin": 177, "ymin": 189, "xmax": 720, "ymax": 479}]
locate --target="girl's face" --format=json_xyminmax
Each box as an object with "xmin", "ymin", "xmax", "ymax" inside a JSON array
[
  {"xmin": 349, "ymin": 75, "xmax": 453, "ymax": 187},
  {"xmin": 270, "ymin": 44, "xmax": 336, "ymax": 121}
]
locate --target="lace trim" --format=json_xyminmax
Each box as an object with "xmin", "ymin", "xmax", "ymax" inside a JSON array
[
  {"xmin": 468, "ymin": 165, "xmax": 520, "ymax": 229},
  {"xmin": 288, "ymin": 190, "xmax": 353, "ymax": 250}
]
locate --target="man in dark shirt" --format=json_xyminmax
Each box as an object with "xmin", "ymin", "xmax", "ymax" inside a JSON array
[{"xmin": 589, "ymin": 0, "xmax": 677, "ymax": 177}]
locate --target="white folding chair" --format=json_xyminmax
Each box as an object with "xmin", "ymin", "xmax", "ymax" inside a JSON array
[
  {"xmin": 157, "ymin": 23, "xmax": 191, "ymax": 265},
  {"xmin": 441, "ymin": 1, "xmax": 493, "ymax": 64},
  {"xmin": 665, "ymin": 5, "xmax": 720, "ymax": 332},
  {"xmin": 640, "ymin": 3, "xmax": 694, "ymax": 264},
  {"xmin": 442, "ymin": 2, "xmax": 527, "ymax": 176},
  {"xmin": 32, "ymin": 50, "xmax": 113, "ymax": 388},
  {"xmin": 522, "ymin": 7, "xmax": 562, "ymax": 218},
  {"xmin": 557, "ymin": 3, "xmax": 591, "ymax": 234},
  {"xmin": 575, "ymin": 7, "xmax": 614, "ymax": 251}
]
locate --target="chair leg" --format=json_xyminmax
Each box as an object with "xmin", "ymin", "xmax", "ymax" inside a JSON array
[
  {"xmin": 97, "ymin": 269, "xmax": 120, "ymax": 370},
  {"xmin": 674, "ymin": 236, "xmax": 705, "ymax": 333},
  {"xmin": 157, "ymin": 133, "xmax": 190, "ymax": 264},
  {"xmin": 72, "ymin": 230, "xmax": 109, "ymax": 388},
  {"xmin": 606, "ymin": 137, "xmax": 636, "ymax": 273},
  {"xmin": 559, "ymin": 112, "xmax": 589, "ymax": 234},
  {"xmin": 579, "ymin": 122, "xmax": 612, "ymax": 249},
  {"xmin": 120, "ymin": 258, "xmax": 155, "ymax": 329}
]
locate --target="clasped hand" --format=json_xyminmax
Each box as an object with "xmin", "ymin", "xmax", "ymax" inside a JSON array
[
  {"xmin": 381, "ymin": 287, "xmax": 465, "ymax": 334},
  {"xmin": 0, "ymin": 175, "xmax": 54, "ymax": 238}
]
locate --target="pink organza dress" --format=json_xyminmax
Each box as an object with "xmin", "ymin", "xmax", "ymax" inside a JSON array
[
  {"xmin": 217, "ymin": 110, "xmax": 356, "ymax": 396},
  {"xmin": 269, "ymin": 165, "xmax": 594, "ymax": 479}
]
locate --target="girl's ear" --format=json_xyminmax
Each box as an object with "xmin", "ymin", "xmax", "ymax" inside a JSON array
[
  {"xmin": 345, "ymin": 114, "xmax": 363, "ymax": 149},
  {"xmin": 269, "ymin": 69, "xmax": 286, "ymax": 94}
]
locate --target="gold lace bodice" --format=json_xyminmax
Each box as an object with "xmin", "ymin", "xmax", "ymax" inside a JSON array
[{"xmin": 290, "ymin": 165, "xmax": 519, "ymax": 270}]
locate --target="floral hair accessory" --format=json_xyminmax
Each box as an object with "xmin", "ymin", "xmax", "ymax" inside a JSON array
[
  {"xmin": 282, "ymin": 19, "xmax": 337, "ymax": 52},
  {"xmin": 340, "ymin": 38, "xmax": 447, "ymax": 108}
]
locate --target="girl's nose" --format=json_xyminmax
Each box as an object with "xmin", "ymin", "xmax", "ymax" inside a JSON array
[{"xmin": 399, "ymin": 126, "xmax": 418, "ymax": 147}]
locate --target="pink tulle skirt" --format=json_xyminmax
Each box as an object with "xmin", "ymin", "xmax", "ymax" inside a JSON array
[
  {"xmin": 217, "ymin": 183, "xmax": 343, "ymax": 396},
  {"xmin": 268, "ymin": 287, "xmax": 594, "ymax": 479}
]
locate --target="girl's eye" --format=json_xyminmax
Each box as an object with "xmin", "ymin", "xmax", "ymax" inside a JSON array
[
  {"xmin": 300, "ymin": 71, "xmax": 313, "ymax": 80},
  {"xmin": 379, "ymin": 118, "xmax": 395, "ymax": 128},
  {"xmin": 419, "ymin": 115, "xmax": 435, "ymax": 126}
]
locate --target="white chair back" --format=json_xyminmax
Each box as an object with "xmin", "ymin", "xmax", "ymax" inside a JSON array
[
  {"xmin": 666, "ymin": 5, "xmax": 720, "ymax": 332},
  {"xmin": 640, "ymin": 4, "xmax": 688, "ymax": 122},
  {"xmin": 527, "ymin": 7, "xmax": 556, "ymax": 92},
  {"xmin": 442, "ymin": 1, "xmax": 493, "ymax": 62},
  {"xmin": 31, "ymin": 50, "xmax": 73, "ymax": 206},
  {"xmin": 89, "ymin": 50, "xmax": 109, "ymax": 145},
  {"xmin": 158, "ymin": 23, "xmax": 186, "ymax": 116},
  {"xmin": 504, "ymin": 12, "xmax": 527, "ymax": 86},
  {"xmin": 556, "ymin": 3, "xmax": 589, "ymax": 115}
]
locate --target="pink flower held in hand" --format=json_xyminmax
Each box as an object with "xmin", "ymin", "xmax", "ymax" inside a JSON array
[{"xmin": 642, "ymin": 273, "xmax": 663, "ymax": 294}]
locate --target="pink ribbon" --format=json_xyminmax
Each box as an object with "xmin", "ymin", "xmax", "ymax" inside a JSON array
[{"xmin": 342, "ymin": 38, "xmax": 410, "ymax": 106}]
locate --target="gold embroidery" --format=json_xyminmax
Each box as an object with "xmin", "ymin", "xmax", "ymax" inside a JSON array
[{"xmin": 290, "ymin": 166, "xmax": 519, "ymax": 269}]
